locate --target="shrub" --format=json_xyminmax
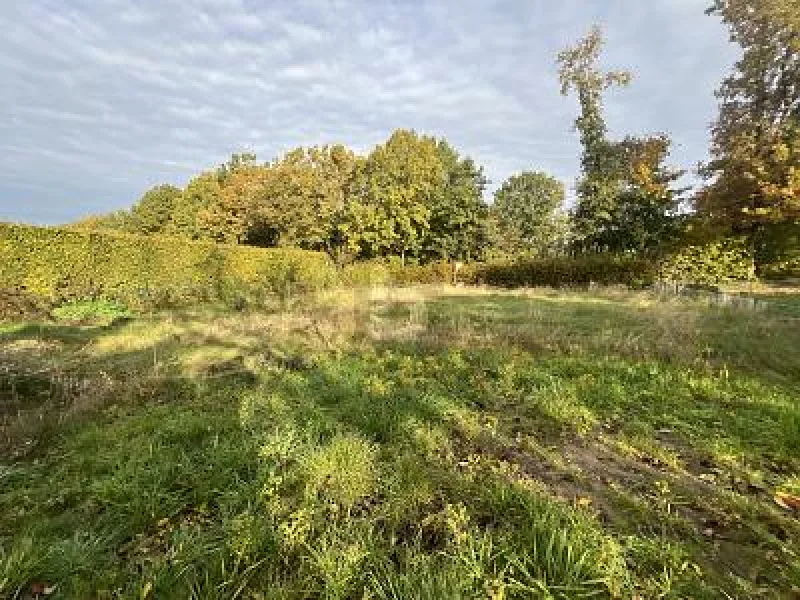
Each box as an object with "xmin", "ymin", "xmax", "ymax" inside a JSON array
[
  {"xmin": 0, "ymin": 223, "xmax": 336, "ymax": 308},
  {"xmin": 466, "ymin": 255, "xmax": 658, "ymax": 288},
  {"xmin": 386, "ymin": 260, "xmax": 455, "ymax": 285},
  {"xmin": 339, "ymin": 262, "xmax": 391, "ymax": 287},
  {"xmin": 338, "ymin": 260, "xmax": 458, "ymax": 287},
  {"xmin": 659, "ymin": 238, "xmax": 755, "ymax": 285},
  {"xmin": 760, "ymin": 257, "xmax": 800, "ymax": 280}
]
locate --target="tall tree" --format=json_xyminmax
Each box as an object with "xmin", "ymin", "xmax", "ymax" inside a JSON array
[
  {"xmin": 348, "ymin": 130, "xmax": 443, "ymax": 262},
  {"xmin": 558, "ymin": 27, "xmax": 683, "ymax": 254},
  {"xmin": 168, "ymin": 173, "xmax": 221, "ymax": 240},
  {"xmin": 422, "ymin": 141, "xmax": 490, "ymax": 261},
  {"xmin": 608, "ymin": 135, "xmax": 684, "ymax": 254},
  {"xmin": 257, "ymin": 145, "xmax": 358, "ymax": 254},
  {"xmin": 196, "ymin": 154, "xmax": 270, "ymax": 245},
  {"xmin": 491, "ymin": 171, "xmax": 569, "ymax": 257},
  {"xmin": 698, "ymin": 0, "xmax": 800, "ymax": 255},
  {"xmin": 557, "ymin": 26, "xmax": 632, "ymax": 252}
]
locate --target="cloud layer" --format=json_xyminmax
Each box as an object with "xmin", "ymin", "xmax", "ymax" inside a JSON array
[{"xmin": 0, "ymin": 0, "xmax": 737, "ymax": 223}]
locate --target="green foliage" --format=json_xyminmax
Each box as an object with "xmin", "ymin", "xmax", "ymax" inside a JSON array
[
  {"xmin": 168, "ymin": 172, "xmax": 222, "ymax": 239},
  {"xmin": 131, "ymin": 184, "xmax": 183, "ymax": 235},
  {"xmin": 421, "ymin": 141, "xmax": 490, "ymax": 262},
  {"xmin": 338, "ymin": 261, "xmax": 392, "ymax": 287},
  {"xmin": 0, "ymin": 223, "xmax": 336, "ymax": 308},
  {"xmin": 558, "ymin": 28, "xmax": 683, "ymax": 254},
  {"xmin": 754, "ymin": 221, "xmax": 800, "ymax": 278},
  {"xmin": 699, "ymin": 0, "xmax": 800, "ymax": 232},
  {"xmin": 491, "ymin": 171, "xmax": 569, "ymax": 257},
  {"xmin": 258, "ymin": 145, "xmax": 359, "ymax": 253},
  {"xmin": 338, "ymin": 260, "xmax": 457, "ymax": 287},
  {"xmin": 345, "ymin": 130, "xmax": 443, "ymax": 260},
  {"xmin": 69, "ymin": 210, "xmax": 138, "ymax": 234},
  {"xmin": 761, "ymin": 257, "xmax": 800, "ymax": 279},
  {"xmin": 51, "ymin": 299, "xmax": 132, "ymax": 324},
  {"xmin": 386, "ymin": 260, "xmax": 456, "ymax": 285},
  {"xmin": 659, "ymin": 238, "xmax": 755, "ymax": 284},
  {"xmin": 74, "ymin": 134, "xmax": 491, "ymax": 265},
  {"xmin": 470, "ymin": 255, "xmax": 658, "ymax": 288}
]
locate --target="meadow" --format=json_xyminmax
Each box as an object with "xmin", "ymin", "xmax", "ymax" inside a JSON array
[{"xmin": 1, "ymin": 285, "xmax": 799, "ymax": 598}]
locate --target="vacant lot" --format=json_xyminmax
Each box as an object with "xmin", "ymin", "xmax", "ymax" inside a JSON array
[{"xmin": 1, "ymin": 286, "xmax": 799, "ymax": 598}]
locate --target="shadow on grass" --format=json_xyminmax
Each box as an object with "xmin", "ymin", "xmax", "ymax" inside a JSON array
[{"xmin": 2, "ymin": 298, "xmax": 800, "ymax": 597}]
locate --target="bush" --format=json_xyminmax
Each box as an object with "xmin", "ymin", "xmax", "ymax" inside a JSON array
[
  {"xmin": 338, "ymin": 260, "xmax": 458, "ymax": 287},
  {"xmin": 339, "ymin": 262, "xmax": 391, "ymax": 287},
  {"xmin": 756, "ymin": 223, "xmax": 800, "ymax": 280},
  {"xmin": 659, "ymin": 238, "xmax": 755, "ymax": 285},
  {"xmin": 0, "ymin": 223, "xmax": 336, "ymax": 308},
  {"xmin": 467, "ymin": 255, "xmax": 658, "ymax": 289},
  {"xmin": 760, "ymin": 258, "xmax": 800, "ymax": 280},
  {"xmin": 386, "ymin": 260, "xmax": 455, "ymax": 285}
]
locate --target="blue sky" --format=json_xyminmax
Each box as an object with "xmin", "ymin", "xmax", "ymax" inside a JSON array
[{"xmin": 0, "ymin": 0, "xmax": 738, "ymax": 224}]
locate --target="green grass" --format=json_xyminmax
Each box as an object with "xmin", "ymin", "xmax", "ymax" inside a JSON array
[
  {"xmin": 50, "ymin": 298, "xmax": 133, "ymax": 325},
  {"xmin": 1, "ymin": 285, "xmax": 799, "ymax": 598}
]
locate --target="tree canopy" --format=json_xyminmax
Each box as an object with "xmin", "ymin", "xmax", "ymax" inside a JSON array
[
  {"xmin": 491, "ymin": 172, "xmax": 568, "ymax": 257},
  {"xmin": 68, "ymin": 10, "xmax": 798, "ymax": 274},
  {"xmin": 698, "ymin": 0, "xmax": 800, "ymax": 233}
]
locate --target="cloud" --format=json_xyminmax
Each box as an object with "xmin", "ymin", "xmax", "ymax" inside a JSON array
[{"xmin": 0, "ymin": 0, "xmax": 738, "ymax": 223}]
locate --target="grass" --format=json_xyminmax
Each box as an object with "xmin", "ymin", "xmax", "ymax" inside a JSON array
[
  {"xmin": 50, "ymin": 298, "xmax": 133, "ymax": 326},
  {"xmin": 1, "ymin": 284, "xmax": 799, "ymax": 598}
]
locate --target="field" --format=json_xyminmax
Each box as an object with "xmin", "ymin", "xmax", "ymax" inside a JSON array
[{"xmin": 1, "ymin": 285, "xmax": 799, "ymax": 598}]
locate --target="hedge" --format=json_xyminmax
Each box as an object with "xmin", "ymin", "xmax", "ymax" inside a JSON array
[
  {"xmin": 339, "ymin": 240, "xmax": 757, "ymax": 290},
  {"xmin": 658, "ymin": 238, "xmax": 755, "ymax": 285},
  {"xmin": 466, "ymin": 255, "xmax": 658, "ymax": 288},
  {"xmin": 0, "ymin": 223, "xmax": 336, "ymax": 308},
  {"xmin": 339, "ymin": 260, "xmax": 459, "ymax": 287}
]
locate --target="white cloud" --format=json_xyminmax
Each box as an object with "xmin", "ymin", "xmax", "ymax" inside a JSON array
[{"xmin": 0, "ymin": 0, "xmax": 737, "ymax": 223}]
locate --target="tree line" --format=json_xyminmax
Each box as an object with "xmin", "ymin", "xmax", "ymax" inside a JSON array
[{"xmin": 75, "ymin": 0, "xmax": 799, "ymax": 270}]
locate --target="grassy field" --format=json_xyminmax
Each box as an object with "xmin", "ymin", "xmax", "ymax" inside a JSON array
[{"xmin": 1, "ymin": 285, "xmax": 799, "ymax": 598}]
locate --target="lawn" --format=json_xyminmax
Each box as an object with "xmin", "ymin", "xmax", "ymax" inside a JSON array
[{"xmin": 1, "ymin": 286, "xmax": 799, "ymax": 598}]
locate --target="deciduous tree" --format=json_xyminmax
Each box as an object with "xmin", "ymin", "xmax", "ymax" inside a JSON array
[
  {"xmin": 131, "ymin": 184, "xmax": 182, "ymax": 234},
  {"xmin": 491, "ymin": 171, "xmax": 568, "ymax": 257},
  {"xmin": 698, "ymin": 0, "xmax": 800, "ymax": 246}
]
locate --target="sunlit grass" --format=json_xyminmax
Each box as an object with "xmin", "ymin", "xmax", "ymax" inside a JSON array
[{"xmin": 1, "ymin": 284, "xmax": 798, "ymax": 598}]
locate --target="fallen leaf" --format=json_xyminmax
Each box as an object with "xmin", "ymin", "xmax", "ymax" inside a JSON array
[{"xmin": 774, "ymin": 491, "xmax": 800, "ymax": 511}]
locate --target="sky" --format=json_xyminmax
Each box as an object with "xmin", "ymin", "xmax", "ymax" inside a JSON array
[{"xmin": 0, "ymin": 0, "xmax": 739, "ymax": 225}]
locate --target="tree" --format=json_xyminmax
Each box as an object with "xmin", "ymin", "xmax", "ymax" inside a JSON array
[
  {"xmin": 257, "ymin": 145, "xmax": 358, "ymax": 254},
  {"xmin": 698, "ymin": 0, "xmax": 800, "ymax": 254},
  {"xmin": 422, "ymin": 141, "xmax": 490, "ymax": 261},
  {"xmin": 558, "ymin": 26, "xmax": 683, "ymax": 254},
  {"xmin": 168, "ymin": 173, "xmax": 221, "ymax": 240},
  {"xmin": 607, "ymin": 135, "xmax": 684, "ymax": 254},
  {"xmin": 347, "ymin": 130, "xmax": 443, "ymax": 262},
  {"xmin": 196, "ymin": 154, "xmax": 270, "ymax": 245},
  {"xmin": 490, "ymin": 171, "xmax": 568, "ymax": 257},
  {"xmin": 557, "ymin": 26, "xmax": 632, "ymax": 252},
  {"xmin": 130, "ymin": 184, "xmax": 182, "ymax": 234}
]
